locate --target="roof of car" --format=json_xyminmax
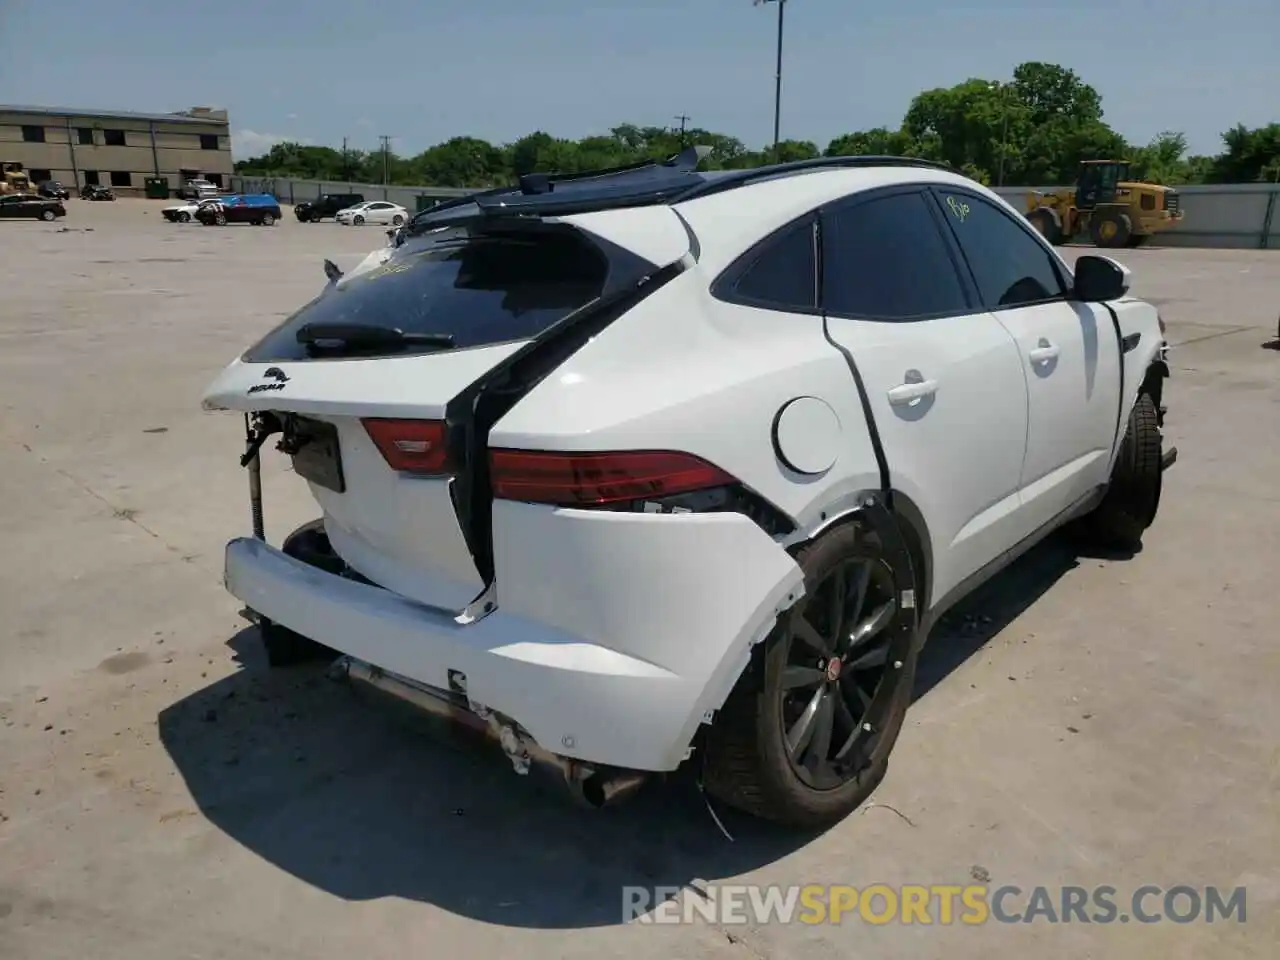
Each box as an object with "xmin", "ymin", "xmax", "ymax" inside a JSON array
[{"xmin": 406, "ymin": 150, "xmax": 955, "ymax": 232}]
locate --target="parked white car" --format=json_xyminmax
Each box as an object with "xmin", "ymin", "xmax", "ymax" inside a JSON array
[
  {"xmin": 335, "ymin": 200, "xmax": 409, "ymax": 226},
  {"xmin": 162, "ymin": 197, "xmax": 220, "ymax": 223},
  {"xmin": 202, "ymin": 151, "xmax": 1176, "ymax": 826}
]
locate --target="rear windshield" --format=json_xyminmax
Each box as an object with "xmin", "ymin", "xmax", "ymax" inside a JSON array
[{"xmin": 243, "ymin": 228, "xmax": 611, "ymax": 362}]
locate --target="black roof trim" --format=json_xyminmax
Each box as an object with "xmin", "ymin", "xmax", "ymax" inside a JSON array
[
  {"xmin": 671, "ymin": 155, "xmax": 954, "ymax": 203},
  {"xmin": 404, "ymin": 149, "xmax": 954, "ymax": 233}
]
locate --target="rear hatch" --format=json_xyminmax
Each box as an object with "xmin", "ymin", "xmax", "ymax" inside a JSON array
[{"xmin": 203, "ymin": 200, "xmax": 693, "ymax": 612}]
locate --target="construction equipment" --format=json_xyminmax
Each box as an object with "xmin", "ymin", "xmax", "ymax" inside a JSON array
[
  {"xmin": 1, "ymin": 162, "xmax": 33, "ymax": 195},
  {"xmin": 1025, "ymin": 160, "xmax": 1184, "ymax": 248}
]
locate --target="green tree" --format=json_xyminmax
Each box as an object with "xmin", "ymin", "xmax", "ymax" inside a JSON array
[
  {"xmin": 1204, "ymin": 123, "xmax": 1280, "ymax": 183},
  {"xmin": 231, "ymin": 64, "xmax": 1276, "ymax": 189}
]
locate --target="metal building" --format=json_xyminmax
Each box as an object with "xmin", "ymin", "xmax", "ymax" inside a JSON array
[{"xmin": 0, "ymin": 104, "xmax": 232, "ymax": 195}]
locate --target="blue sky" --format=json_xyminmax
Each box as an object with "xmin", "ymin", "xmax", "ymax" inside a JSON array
[{"xmin": 1, "ymin": 0, "xmax": 1275, "ymax": 161}]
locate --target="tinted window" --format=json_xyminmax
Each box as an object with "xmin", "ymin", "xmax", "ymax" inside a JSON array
[
  {"xmin": 725, "ymin": 220, "xmax": 816, "ymax": 311},
  {"xmin": 934, "ymin": 191, "xmax": 1066, "ymax": 309},
  {"xmin": 244, "ymin": 229, "xmax": 618, "ymax": 362},
  {"xmin": 822, "ymin": 191, "xmax": 969, "ymax": 320}
]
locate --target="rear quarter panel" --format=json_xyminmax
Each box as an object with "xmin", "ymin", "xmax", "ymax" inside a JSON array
[{"xmin": 488, "ymin": 267, "xmax": 883, "ymax": 534}]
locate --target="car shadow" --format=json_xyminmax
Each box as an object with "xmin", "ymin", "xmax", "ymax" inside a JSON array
[{"xmin": 158, "ymin": 531, "xmax": 1134, "ymax": 928}]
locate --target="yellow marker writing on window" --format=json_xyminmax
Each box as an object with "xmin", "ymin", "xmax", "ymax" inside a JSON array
[{"xmin": 946, "ymin": 197, "xmax": 970, "ymax": 222}]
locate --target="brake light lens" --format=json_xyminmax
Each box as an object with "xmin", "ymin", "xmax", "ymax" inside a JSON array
[
  {"xmin": 362, "ymin": 418, "xmax": 453, "ymax": 475},
  {"xmin": 489, "ymin": 449, "xmax": 736, "ymax": 506}
]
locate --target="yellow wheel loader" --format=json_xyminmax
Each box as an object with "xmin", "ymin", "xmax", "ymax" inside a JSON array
[
  {"xmin": 1, "ymin": 161, "xmax": 34, "ymax": 196},
  {"xmin": 1024, "ymin": 160, "xmax": 1184, "ymax": 248}
]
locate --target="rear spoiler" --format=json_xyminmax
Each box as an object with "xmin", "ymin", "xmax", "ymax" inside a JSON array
[{"xmin": 404, "ymin": 144, "xmax": 714, "ymax": 235}]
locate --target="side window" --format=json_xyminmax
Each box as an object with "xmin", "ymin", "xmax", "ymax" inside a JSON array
[
  {"xmin": 721, "ymin": 219, "xmax": 816, "ymax": 312},
  {"xmin": 935, "ymin": 191, "xmax": 1067, "ymax": 309},
  {"xmin": 822, "ymin": 191, "xmax": 970, "ymax": 320}
]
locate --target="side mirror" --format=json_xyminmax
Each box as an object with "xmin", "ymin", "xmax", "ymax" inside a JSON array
[{"xmin": 1073, "ymin": 255, "xmax": 1131, "ymax": 302}]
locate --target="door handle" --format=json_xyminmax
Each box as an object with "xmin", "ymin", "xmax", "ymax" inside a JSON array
[
  {"xmin": 887, "ymin": 377, "xmax": 938, "ymax": 406},
  {"xmin": 1028, "ymin": 339, "xmax": 1060, "ymax": 364}
]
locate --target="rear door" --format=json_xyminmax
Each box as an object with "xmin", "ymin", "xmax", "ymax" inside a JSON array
[
  {"xmin": 818, "ymin": 186, "xmax": 1029, "ymax": 607},
  {"xmin": 929, "ymin": 186, "xmax": 1121, "ymax": 537},
  {"xmin": 203, "ymin": 209, "xmax": 692, "ymax": 612}
]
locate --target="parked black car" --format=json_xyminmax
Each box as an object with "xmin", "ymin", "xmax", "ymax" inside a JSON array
[
  {"xmin": 80, "ymin": 184, "xmax": 115, "ymax": 201},
  {"xmin": 0, "ymin": 193, "xmax": 67, "ymax": 221},
  {"xmin": 37, "ymin": 180, "xmax": 71, "ymax": 200},
  {"xmin": 295, "ymin": 193, "xmax": 364, "ymax": 222}
]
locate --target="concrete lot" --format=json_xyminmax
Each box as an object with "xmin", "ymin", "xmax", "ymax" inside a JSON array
[{"xmin": 1, "ymin": 199, "xmax": 1277, "ymax": 959}]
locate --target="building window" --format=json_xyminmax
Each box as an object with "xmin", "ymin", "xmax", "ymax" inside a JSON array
[
  {"xmin": 199, "ymin": 134, "xmax": 220, "ymax": 151},
  {"xmin": 28, "ymin": 168, "xmax": 52, "ymax": 183},
  {"xmin": 83, "ymin": 170, "xmax": 100, "ymax": 186},
  {"xmin": 21, "ymin": 125, "xmax": 46, "ymax": 143},
  {"xmin": 103, "ymin": 129, "xmax": 127, "ymax": 147},
  {"xmin": 109, "ymin": 171, "xmax": 132, "ymax": 187},
  {"xmin": 205, "ymin": 172, "xmax": 223, "ymax": 187},
  {"xmin": 77, "ymin": 127, "xmax": 95, "ymax": 145}
]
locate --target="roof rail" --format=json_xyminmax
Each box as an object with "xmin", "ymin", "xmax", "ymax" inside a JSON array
[{"xmin": 673, "ymin": 155, "xmax": 954, "ymax": 203}]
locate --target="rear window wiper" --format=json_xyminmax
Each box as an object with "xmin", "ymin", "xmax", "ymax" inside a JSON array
[{"xmin": 296, "ymin": 323, "xmax": 456, "ymax": 352}]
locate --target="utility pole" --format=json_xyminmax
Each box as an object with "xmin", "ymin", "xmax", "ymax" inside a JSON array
[
  {"xmin": 755, "ymin": 0, "xmax": 787, "ymax": 160},
  {"xmin": 989, "ymin": 81, "xmax": 1009, "ymax": 187},
  {"xmin": 341, "ymin": 136, "xmax": 350, "ymax": 181},
  {"xmin": 378, "ymin": 135, "xmax": 392, "ymax": 185},
  {"xmin": 674, "ymin": 114, "xmax": 691, "ymax": 146}
]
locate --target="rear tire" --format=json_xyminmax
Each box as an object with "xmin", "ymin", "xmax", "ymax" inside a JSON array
[
  {"xmin": 1079, "ymin": 392, "xmax": 1163, "ymax": 550},
  {"xmin": 701, "ymin": 520, "xmax": 919, "ymax": 828},
  {"xmin": 259, "ymin": 520, "xmax": 340, "ymax": 667},
  {"xmin": 40, "ymin": 209, "xmax": 56, "ymax": 221},
  {"xmin": 262, "ymin": 213, "xmax": 275, "ymax": 226},
  {"xmin": 392, "ymin": 214, "xmax": 404, "ymax": 226}
]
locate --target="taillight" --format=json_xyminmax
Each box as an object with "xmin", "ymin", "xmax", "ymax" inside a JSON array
[
  {"xmin": 362, "ymin": 418, "xmax": 453, "ymax": 475},
  {"xmin": 489, "ymin": 449, "xmax": 736, "ymax": 506}
]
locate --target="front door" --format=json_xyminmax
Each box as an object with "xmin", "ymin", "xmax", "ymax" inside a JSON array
[
  {"xmin": 818, "ymin": 187, "xmax": 1030, "ymax": 608},
  {"xmin": 929, "ymin": 187, "xmax": 1121, "ymax": 538}
]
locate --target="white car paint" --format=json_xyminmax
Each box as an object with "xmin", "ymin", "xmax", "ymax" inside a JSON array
[
  {"xmin": 335, "ymin": 200, "xmax": 409, "ymax": 225},
  {"xmin": 203, "ymin": 162, "xmax": 1169, "ymax": 776},
  {"xmin": 162, "ymin": 198, "xmax": 218, "ymax": 222}
]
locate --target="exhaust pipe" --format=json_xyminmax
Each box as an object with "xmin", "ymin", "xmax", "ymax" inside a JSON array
[{"xmin": 333, "ymin": 656, "xmax": 648, "ymax": 808}]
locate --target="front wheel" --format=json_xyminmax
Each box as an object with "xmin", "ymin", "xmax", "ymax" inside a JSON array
[
  {"xmin": 1078, "ymin": 392, "xmax": 1163, "ymax": 550},
  {"xmin": 179, "ymin": 211, "xmax": 191, "ymax": 223},
  {"xmin": 702, "ymin": 520, "xmax": 919, "ymax": 827},
  {"xmin": 1027, "ymin": 208, "xmax": 1062, "ymax": 245},
  {"xmin": 353, "ymin": 215, "xmax": 365, "ymax": 225},
  {"xmin": 261, "ymin": 213, "xmax": 275, "ymax": 226},
  {"xmin": 392, "ymin": 214, "xmax": 404, "ymax": 226},
  {"xmin": 40, "ymin": 209, "xmax": 56, "ymax": 221},
  {"xmin": 214, "ymin": 213, "xmax": 227, "ymax": 226}
]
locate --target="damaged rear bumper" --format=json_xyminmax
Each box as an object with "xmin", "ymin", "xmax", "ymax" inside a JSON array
[{"xmin": 223, "ymin": 505, "xmax": 804, "ymax": 773}]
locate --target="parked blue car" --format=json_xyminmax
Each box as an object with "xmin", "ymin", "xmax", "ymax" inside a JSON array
[{"xmin": 196, "ymin": 193, "xmax": 283, "ymax": 226}]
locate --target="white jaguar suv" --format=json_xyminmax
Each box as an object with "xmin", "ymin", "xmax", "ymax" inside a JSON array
[{"xmin": 201, "ymin": 149, "xmax": 1176, "ymax": 826}]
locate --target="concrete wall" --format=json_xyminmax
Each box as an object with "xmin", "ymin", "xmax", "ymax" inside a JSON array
[
  {"xmin": 0, "ymin": 109, "xmax": 232, "ymax": 194},
  {"xmin": 229, "ymin": 174, "xmax": 1280, "ymax": 249},
  {"xmin": 993, "ymin": 183, "xmax": 1280, "ymax": 250}
]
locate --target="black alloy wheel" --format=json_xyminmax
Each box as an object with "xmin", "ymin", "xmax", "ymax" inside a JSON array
[{"xmin": 776, "ymin": 554, "xmax": 900, "ymax": 789}]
